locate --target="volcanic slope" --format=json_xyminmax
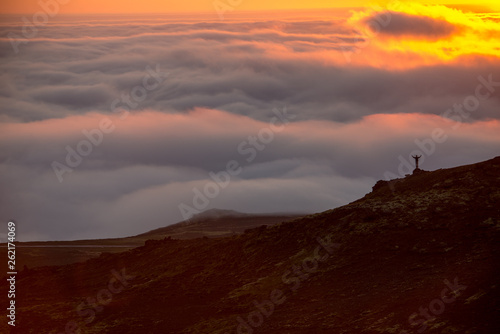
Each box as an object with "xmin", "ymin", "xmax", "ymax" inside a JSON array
[{"xmin": 3, "ymin": 156, "xmax": 499, "ymax": 334}]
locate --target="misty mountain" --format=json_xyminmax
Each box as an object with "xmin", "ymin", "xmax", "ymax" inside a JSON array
[{"xmin": 1, "ymin": 210, "xmax": 304, "ymax": 269}]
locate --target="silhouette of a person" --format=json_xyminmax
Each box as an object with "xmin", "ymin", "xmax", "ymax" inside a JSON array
[{"xmin": 412, "ymin": 155, "xmax": 422, "ymax": 169}]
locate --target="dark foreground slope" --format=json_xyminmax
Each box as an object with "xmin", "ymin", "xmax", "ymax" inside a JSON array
[{"xmin": 2, "ymin": 157, "xmax": 500, "ymax": 334}]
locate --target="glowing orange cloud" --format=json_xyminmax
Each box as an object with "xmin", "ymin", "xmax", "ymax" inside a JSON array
[{"xmin": 346, "ymin": 2, "xmax": 500, "ymax": 65}]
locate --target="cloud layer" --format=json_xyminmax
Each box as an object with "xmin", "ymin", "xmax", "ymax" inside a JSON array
[
  {"xmin": 363, "ymin": 12, "xmax": 457, "ymax": 39},
  {"xmin": 1, "ymin": 9, "xmax": 499, "ymax": 240}
]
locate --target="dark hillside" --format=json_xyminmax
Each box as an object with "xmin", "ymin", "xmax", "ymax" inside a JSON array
[{"xmin": 2, "ymin": 157, "xmax": 499, "ymax": 334}]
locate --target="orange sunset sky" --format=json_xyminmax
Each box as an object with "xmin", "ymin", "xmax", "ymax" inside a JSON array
[{"xmin": 1, "ymin": 0, "xmax": 499, "ymax": 14}]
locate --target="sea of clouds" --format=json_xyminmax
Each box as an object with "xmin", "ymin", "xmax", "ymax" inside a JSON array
[{"xmin": 1, "ymin": 10, "xmax": 499, "ymax": 240}]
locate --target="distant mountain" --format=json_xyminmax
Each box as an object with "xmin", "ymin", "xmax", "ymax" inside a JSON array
[
  {"xmin": 2, "ymin": 156, "xmax": 499, "ymax": 334},
  {"xmin": 138, "ymin": 208, "xmax": 305, "ymax": 240},
  {"xmin": 190, "ymin": 208, "xmax": 250, "ymax": 220},
  {"xmin": 1, "ymin": 210, "xmax": 305, "ymax": 269}
]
